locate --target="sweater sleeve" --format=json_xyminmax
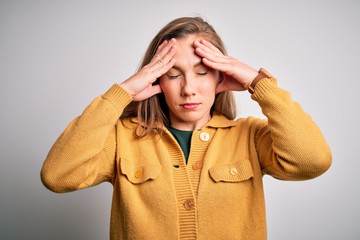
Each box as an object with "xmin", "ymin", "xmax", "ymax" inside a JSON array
[
  {"xmin": 40, "ymin": 84, "xmax": 133, "ymax": 192},
  {"xmin": 251, "ymin": 78, "xmax": 332, "ymax": 180}
]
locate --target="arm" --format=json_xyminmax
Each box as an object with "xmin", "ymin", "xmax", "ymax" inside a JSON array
[
  {"xmin": 40, "ymin": 85, "xmax": 132, "ymax": 192},
  {"xmin": 193, "ymin": 39, "xmax": 332, "ymax": 180},
  {"xmin": 252, "ymin": 78, "xmax": 332, "ymax": 180},
  {"xmin": 41, "ymin": 39, "xmax": 177, "ymax": 192}
]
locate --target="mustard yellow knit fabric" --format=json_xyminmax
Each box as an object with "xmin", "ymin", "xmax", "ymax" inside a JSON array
[{"xmin": 41, "ymin": 78, "xmax": 332, "ymax": 240}]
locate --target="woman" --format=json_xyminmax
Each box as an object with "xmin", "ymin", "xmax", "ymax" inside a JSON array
[{"xmin": 41, "ymin": 17, "xmax": 332, "ymax": 239}]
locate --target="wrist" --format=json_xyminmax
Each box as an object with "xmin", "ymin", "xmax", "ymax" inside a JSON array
[
  {"xmin": 119, "ymin": 81, "xmax": 135, "ymax": 97},
  {"xmin": 248, "ymin": 68, "xmax": 272, "ymax": 94}
]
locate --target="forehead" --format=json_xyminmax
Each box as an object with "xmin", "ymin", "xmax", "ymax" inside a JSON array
[{"xmin": 173, "ymin": 35, "xmax": 204, "ymax": 68}]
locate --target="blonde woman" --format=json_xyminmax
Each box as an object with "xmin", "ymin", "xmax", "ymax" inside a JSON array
[{"xmin": 41, "ymin": 17, "xmax": 332, "ymax": 239}]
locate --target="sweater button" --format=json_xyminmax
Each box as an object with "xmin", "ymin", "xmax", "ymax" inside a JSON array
[
  {"xmin": 192, "ymin": 160, "xmax": 203, "ymax": 170},
  {"xmin": 183, "ymin": 199, "xmax": 195, "ymax": 210},
  {"xmin": 229, "ymin": 167, "xmax": 238, "ymax": 176},
  {"xmin": 135, "ymin": 169, "xmax": 143, "ymax": 179},
  {"xmin": 200, "ymin": 132, "xmax": 210, "ymax": 141}
]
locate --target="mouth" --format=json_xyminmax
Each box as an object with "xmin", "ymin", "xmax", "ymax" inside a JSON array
[{"xmin": 180, "ymin": 103, "xmax": 200, "ymax": 110}]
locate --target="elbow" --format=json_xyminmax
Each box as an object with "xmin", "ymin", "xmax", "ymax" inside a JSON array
[
  {"xmin": 40, "ymin": 168, "xmax": 62, "ymax": 193},
  {"xmin": 295, "ymin": 146, "xmax": 332, "ymax": 180},
  {"xmin": 40, "ymin": 163, "xmax": 91, "ymax": 193},
  {"xmin": 272, "ymin": 146, "xmax": 332, "ymax": 181},
  {"xmin": 40, "ymin": 165, "xmax": 72, "ymax": 193},
  {"xmin": 309, "ymin": 147, "xmax": 332, "ymax": 177}
]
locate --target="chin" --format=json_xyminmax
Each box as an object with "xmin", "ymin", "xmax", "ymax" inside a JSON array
[{"xmin": 179, "ymin": 112, "xmax": 207, "ymax": 122}]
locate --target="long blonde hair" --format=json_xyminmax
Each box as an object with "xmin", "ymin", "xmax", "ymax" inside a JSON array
[{"xmin": 121, "ymin": 17, "xmax": 237, "ymax": 137}]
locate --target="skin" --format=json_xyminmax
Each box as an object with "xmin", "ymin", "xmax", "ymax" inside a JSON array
[
  {"xmin": 159, "ymin": 35, "xmax": 220, "ymax": 130},
  {"xmin": 120, "ymin": 34, "xmax": 258, "ymax": 130}
]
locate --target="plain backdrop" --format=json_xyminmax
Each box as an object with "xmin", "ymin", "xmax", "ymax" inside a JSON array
[{"xmin": 1, "ymin": 0, "xmax": 359, "ymax": 239}]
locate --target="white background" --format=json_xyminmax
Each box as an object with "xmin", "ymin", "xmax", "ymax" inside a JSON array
[{"xmin": 1, "ymin": 0, "xmax": 359, "ymax": 239}]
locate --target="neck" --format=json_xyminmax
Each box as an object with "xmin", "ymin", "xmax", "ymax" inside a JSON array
[{"xmin": 169, "ymin": 114, "xmax": 211, "ymax": 131}]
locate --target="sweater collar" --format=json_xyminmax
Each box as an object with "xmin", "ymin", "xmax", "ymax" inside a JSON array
[{"xmin": 205, "ymin": 114, "xmax": 237, "ymax": 128}]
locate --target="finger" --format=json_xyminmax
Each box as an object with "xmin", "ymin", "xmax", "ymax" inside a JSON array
[
  {"xmin": 153, "ymin": 45, "xmax": 165, "ymax": 60},
  {"xmin": 143, "ymin": 45, "xmax": 176, "ymax": 85},
  {"xmin": 195, "ymin": 46, "xmax": 216, "ymax": 61},
  {"xmin": 150, "ymin": 38, "xmax": 176, "ymax": 64},
  {"xmin": 158, "ymin": 44, "xmax": 177, "ymax": 66},
  {"xmin": 159, "ymin": 39, "xmax": 168, "ymax": 48},
  {"xmin": 200, "ymin": 54, "xmax": 233, "ymax": 76},
  {"xmin": 194, "ymin": 44, "xmax": 229, "ymax": 66},
  {"xmin": 194, "ymin": 39, "xmax": 222, "ymax": 56},
  {"xmin": 154, "ymin": 52, "xmax": 176, "ymax": 76},
  {"xmin": 202, "ymin": 57, "xmax": 225, "ymax": 71},
  {"xmin": 155, "ymin": 40, "xmax": 168, "ymax": 55},
  {"xmin": 199, "ymin": 39, "xmax": 223, "ymax": 54},
  {"xmin": 149, "ymin": 43, "xmax": 177, "ymax": 75}
]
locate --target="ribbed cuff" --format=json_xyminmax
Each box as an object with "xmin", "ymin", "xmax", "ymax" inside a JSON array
[
  {"xmin": 102, "ymin": 84, "xmax": 133, "ymax": 113},
  {"xmin": 250, "ymin": 77, "xmax": 278, "ymax": 102}
]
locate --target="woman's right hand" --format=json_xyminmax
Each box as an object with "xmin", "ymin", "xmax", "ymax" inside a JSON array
[{"xmin": 120, "ymin": 38, "xmax": 177, "ymax": 101}]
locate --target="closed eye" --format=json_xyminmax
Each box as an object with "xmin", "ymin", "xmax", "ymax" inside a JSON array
[
  {"xmin": 167, "ymin": 74, "xmax": 180, "ymax": 79},
  {"xmin": 197, "ymin": 71, "xmax": 208, "ymax": 76}
]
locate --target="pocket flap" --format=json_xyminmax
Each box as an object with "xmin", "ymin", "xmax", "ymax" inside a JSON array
[
  {"xmin": 121, "ymin": 160, "xmax": 162, "ymax": 184},
  {"xmin": 209, "ymin": 160, "xmax": 253, "ymax": 183}
]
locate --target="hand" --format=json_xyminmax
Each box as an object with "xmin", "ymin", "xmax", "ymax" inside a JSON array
[
  {"xmin": 120, "ymin": 39, "xmax": 177, "ymax": 101},
  {"xmin": 193, "ymin": 39, "xmax": 258, "ymax": 93}
]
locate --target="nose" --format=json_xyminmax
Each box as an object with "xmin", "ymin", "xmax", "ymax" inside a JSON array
[{"xmin": 181, "ymin": 76, "xmax": 196, "ymax": 97}]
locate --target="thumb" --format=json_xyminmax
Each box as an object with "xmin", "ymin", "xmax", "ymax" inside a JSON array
[
  {"xmin": 132, "ymin": 84, "xmax": 163, "ymax": 101},
  {"xmin": 215, "ymin": 81, "xmax": 226, "ymax": 94},
  {"xmin": 151, "ymin": 84, "xmax": 163, "ymax": 96}
]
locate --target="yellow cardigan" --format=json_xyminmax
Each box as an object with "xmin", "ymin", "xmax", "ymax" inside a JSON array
[{"xmin": 41, "ymin": 78, "xmax": 332, "ymax": 240}]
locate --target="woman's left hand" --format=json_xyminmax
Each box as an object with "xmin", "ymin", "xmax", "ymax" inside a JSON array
[{"xmin": 193, "ymin": 39, "xmax": 258, "ymax": 93}]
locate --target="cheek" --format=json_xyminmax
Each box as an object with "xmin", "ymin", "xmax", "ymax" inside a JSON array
[
  {"xmin": 159, "ymin": 79, "xmax": 177, "ymax": 102},
  {"xmin": 201, "ymin": 77, "xmax": 218, "ymax": 92},
  {"xmin": 204, "ymin": 71, "xmax": 220, "ymax": 89},
  {"xmin": 159, "ymin": 78, "xmax": 171, "ymax": 94}
]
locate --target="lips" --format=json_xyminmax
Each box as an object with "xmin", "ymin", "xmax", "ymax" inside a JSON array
[{"xmin": 180, "ymin": 103, "xmax": 200, "ymax": 110}]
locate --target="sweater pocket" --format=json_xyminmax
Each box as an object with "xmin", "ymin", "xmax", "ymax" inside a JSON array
[
  {"xmin": 120, "ymin": 159, "xmax": 162, "ymax": 184},
  {"xmin": 209, "ymin": 159, "xmax": 253, "ymax": 183}
]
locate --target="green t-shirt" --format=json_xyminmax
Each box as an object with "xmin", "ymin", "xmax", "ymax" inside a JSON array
[{"xmin": 168, "ymin": 126, "xmax": 193, "ymax": 164}]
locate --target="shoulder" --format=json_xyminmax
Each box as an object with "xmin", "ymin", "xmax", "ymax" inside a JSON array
[
  {"xmin": 235, "ymin": 116, "xmax": 267, "ymax": 129},
  {"xmin": 209, "ymin": 114, "xmax": 265, "ymax": 128},
  {"xmin": 208, "ymin": 114, "xmax": 267, "ymax": 136}
]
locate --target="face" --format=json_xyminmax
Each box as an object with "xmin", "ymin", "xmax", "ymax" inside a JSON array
[{"xmin": 159, "ymin": 35, "xmax": 220, "ymax": 130}]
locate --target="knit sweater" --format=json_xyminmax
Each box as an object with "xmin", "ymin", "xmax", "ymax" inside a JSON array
[{"xmin": 41, "ymin": 77, "xmax": 332, "ymax": 240}]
